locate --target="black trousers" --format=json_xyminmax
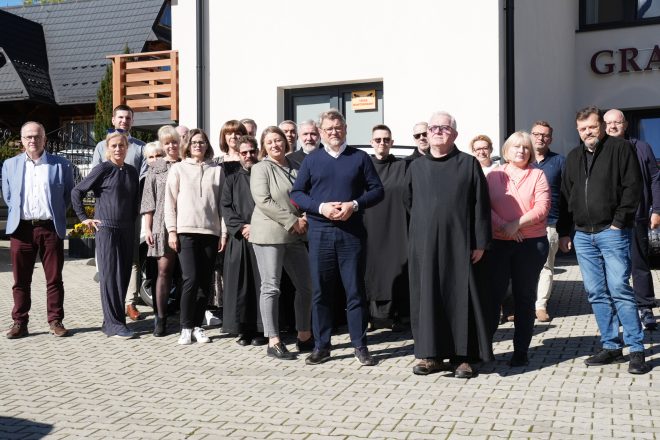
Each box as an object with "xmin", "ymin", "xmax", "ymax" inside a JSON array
[
  {"xmin": 178, "ymin": 233, "xmax": 219, "ymax": 329},
  {"xmin": 97, "ymin": 226, "xmax": 133, "ymax": 336},
  {"xmin": 632, "ymin": 221, "xmax": 656, "ymax": 309},
  {"xmin": 488, "ymin": 237, "xmax": 549, "ymax": 355}
]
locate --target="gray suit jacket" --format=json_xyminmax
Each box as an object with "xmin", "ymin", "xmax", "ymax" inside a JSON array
[{"xmin": 249, "ymin": 158, "xmax": 305, "ymax": 245}]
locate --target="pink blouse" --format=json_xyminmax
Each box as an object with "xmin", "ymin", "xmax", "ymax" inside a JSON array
[{"xmin": 487, "ymin": 163, "xmax": 551, "ymax": 240}]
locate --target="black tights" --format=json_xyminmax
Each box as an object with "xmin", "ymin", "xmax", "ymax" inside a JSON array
[{"xmin": 153, "ymin": 252, "xmax": 176, "ymax": 318}]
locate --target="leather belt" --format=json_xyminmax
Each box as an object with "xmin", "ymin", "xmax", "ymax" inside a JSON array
[{"xmin": 21, "ymin": 219, "xmax": 53, "ymax": 226}]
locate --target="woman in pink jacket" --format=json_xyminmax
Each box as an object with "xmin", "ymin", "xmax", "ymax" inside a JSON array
[{"xmin": 486, "ymin": 131, "xmax": 550, "ymax": 367}]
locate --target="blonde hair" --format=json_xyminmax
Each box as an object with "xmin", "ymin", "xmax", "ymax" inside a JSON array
[
  {"xmin": 104, "ymin": 132, "xmax": 129, "ymax": 160},
  {"xmin": 501, "ymin": 131, "xmax": 533, "ymax": 166}
]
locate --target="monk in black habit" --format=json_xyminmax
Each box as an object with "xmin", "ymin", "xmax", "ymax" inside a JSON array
[
  {"xmin": 364, "ymin": 125, "xmax": 410, "ymax": 331},
  {"xmin": 220, "ymin": 136, "xmax": 265, "ymax": 346},
  {"xmin": 405, "ymin": 111, "xmax": 493, "ymax": 379}
]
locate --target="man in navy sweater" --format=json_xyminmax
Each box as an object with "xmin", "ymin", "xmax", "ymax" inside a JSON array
[{"xmin": 291, "ymin": 109, "xmax": 384, "ymax": 366}]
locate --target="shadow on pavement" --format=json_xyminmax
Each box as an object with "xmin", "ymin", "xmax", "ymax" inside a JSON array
[
  {"xmin": 0, "ymin": 417, "xmax": 52, "ymax": 439},
  {"xmin": 482, "ymin": 334, "xmax": 603, "ymax": 376}
]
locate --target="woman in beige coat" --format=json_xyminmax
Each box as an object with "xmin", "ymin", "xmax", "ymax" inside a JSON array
[{"xmin": 250, "ymin": 126, "xmax": 313, "ymax": 360}]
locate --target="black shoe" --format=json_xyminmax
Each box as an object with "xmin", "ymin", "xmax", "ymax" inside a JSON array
[
  {"xmin": 584, "ymin": 348, "xmax": 625, "ymax": 366},
  {"xmin": 153, "ymin": 316, "xmax": 167, "ymax": 337},
  {"xmin": 296, "ymin": 336, "xmax": 315, "ymax": 353},
  {"xmin": 454, "ymin": 362, "xmax": 473, "ymax": 379},
  {"xmin": 508, "ymin": 352, "xmax": 529, "ymax": 367},
  {"xmin": 628, "ymin": 351, "xmax": 651, "ymax": 374},
  {"xmin": 305, "ymin": 349, "xmax": 331, "ymax": 365},
  {"xmin": 236, "ymin": 334, "xmax": 252, "ymax": 346},
  {"xmin": 354, "ymin": 346, "xmax": 377, "ymax": 366},
  {"xmin": 267, "ymin": 342, "xmax": 296, "ymax": 360},
  {"xmin": 251, "ymin": 335, "xmax": 268, "ymax": 346},
  {"xmin": 391, "ymin": 321, "xmax": 410, "ymax": 333},
  {"xmin": 640, "ymin": 308, "xmax": 657, "ymax": 330}
]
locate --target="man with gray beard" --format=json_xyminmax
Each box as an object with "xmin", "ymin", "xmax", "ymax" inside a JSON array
[{"xmin": 286, "ymin": 120, "xmax": 322, "ymax": 170}]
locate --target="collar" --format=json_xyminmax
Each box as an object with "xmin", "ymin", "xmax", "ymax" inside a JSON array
[
  {"xmin": 24, "ymin": 151, "xmax": 46, "ymax": 165},
  {"xmin": 324, "ymin": 142, "xmax": 347, "ymax": 158}
]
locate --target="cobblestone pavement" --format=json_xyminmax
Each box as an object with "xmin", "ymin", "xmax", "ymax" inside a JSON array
[{"xmin": 1, "ymin": 241, "xmax": 660, "ymax": 440}]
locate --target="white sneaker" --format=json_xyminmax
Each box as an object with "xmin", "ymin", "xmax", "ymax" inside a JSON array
[
  {"xmin": 192, "ymin": 327, "xmax": 211, "ymax": 343},
  {"xmin": 178, "ymin": 328, "xmax": 192, "ymax": 345}
]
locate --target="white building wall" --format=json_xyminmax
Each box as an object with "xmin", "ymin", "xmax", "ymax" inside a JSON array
[
  {"xmin": 514, "ymin": 1, "xmax": 578, "ymax": 155},
  {"xmin": 173, "ymin": 0, "xmax": 503, "ymax": 156}
]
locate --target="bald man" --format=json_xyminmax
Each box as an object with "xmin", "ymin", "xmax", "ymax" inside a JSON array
[{"xmin": 604, "ymin": 109, "xmax": 660, "ymax": 330}]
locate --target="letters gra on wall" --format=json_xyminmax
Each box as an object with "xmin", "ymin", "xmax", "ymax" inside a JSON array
[{"xmin": 591, "ymin": 45, "xmax": 660, "ymax": 74}]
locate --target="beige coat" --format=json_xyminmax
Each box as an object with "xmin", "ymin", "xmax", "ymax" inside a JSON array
[
  {"xmin": 249, "ymin": 158, "xmax": 304, "ymax": 245},
  {"xmin": 164, "ymin": 158, "xmax": 226, "ymax": 236}
]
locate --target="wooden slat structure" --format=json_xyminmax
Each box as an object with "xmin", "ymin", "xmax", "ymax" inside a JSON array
[{"xmin": 107, "ymin": 50, "xmax": 179, "ymax": 121}]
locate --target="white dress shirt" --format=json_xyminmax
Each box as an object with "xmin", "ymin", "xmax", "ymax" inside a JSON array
[{"xmin": 21, "ymin": 152, "xmax": 53, "ymax": 221}]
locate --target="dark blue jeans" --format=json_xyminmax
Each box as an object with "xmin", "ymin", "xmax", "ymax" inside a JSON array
[
  {"xmin": 307, "ymin": 226, "xmax": 368, "ymax": 350},
  {"xmin": 489, "ymin": 237, "xmax": 549, "ymax": 355}
]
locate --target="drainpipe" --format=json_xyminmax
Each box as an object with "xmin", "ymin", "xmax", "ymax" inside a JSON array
[
  {"xmin": 196, "ymin": 0, "xmax": 205, "ymax": 130},
  {"xmin": 505, "ymin": 0, "xmax": 515, "ymax": 137}
]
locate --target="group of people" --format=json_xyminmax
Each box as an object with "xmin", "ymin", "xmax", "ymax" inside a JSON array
[{"xmin": 3, "ymin": 103, "xmax": 657, "ymax": 377}]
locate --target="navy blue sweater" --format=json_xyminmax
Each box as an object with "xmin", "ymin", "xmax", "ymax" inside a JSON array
[{"xmin": 291, "ymin": 146, "xmax": 384, "ymax": 232}]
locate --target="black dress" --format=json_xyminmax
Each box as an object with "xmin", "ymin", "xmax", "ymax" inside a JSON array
[
  {"xmin": 364, "ymin": 155, "xmax": 410, "ymax": 323},
  {"xmin": 72, "ymin": 161, "xmax": 139, "ymax": 336},
  {"xmin": 220, "ymin": 168, "xmax": 263, "ymax": 334},
  {"xmin": 405, "ymin": 147, "xmax": 493, "ymax": 362}
]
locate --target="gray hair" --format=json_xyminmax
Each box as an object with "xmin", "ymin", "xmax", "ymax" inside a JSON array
[
  {"xmin": 278, "ymin": 120, "xmax": 297, "ymax": 129},
  {"xmin": 428, "ymin": 111, "xmax": 457, "ymax": 131},
  {"xmin": 319, "ymin": 108, "xmax": 346, "ymax": 127},
  {"xmin": 297, "ymin": 119, "xmax": 318, "ymax": 133},
  {"xmin": 143, "ymin": 141, "xmax": 164, "ymax": 159}
]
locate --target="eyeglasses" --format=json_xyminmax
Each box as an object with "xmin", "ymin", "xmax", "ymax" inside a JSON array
[
  {"xmin": 473, "ymin": 147, "xmax": 491, "ymax": 152},
  {"xmin": 107, "ymin": 128, "xmax": 127, "ymax": 134},
  {"xmin": 605, "ymin": 121, "xmax": 624, "ymax": 126},
  {"xmin": 372, "ymin": 137, "xmax": 391, "ymax": 144},
  {"xmin": 428, "ymin": 125, "xmax": 453, "ymax": 134},
  {"xmin": 413, "ymin": 133, "xmax": 427, "ymax": 140},
  {"xmin": 22, "ymin": 135, "xmax": 43, "ymax": 141},
  {"xmin": 190, "ymin": 141, "xmax": 207, "ymax": 146},
  {"xmin": 239, "ymin": 149, "xmax": 258, "ymax": 156},
  {"xmin": 531, "ymin": 132, "xmax": 552, "ymax": 139},
  {"xmin": 148, "ymin": 153, "xmax": 164, "ymax": 159}
]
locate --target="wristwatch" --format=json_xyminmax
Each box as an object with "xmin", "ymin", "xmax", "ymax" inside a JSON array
[{"xmin": 352, "ymin": 200, "xmax": 359, "ymax": 212}]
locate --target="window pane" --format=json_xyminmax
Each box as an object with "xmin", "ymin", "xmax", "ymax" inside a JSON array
[
  {"xmin": 293, "ymin": 95, "xmax": 331, "ymax": 126},
  {"xmin": 638, "ymin": 117, "xmax": 660, "ymax": 159},
  {"xmin": 584, "ymin": 0, "xmax": 625, "ymax": 24},
  {"xmin": 638, "ymin": 0, "xmax": 660, "ymax": 18}
]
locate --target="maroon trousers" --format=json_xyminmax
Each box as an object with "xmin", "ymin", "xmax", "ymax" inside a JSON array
[{"xmin": 10, "ymin": 221, "xmax": 65, "ymax": 324}]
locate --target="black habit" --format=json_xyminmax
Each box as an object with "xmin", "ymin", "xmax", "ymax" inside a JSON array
[
  {"xmin": 405, "ymin": 147, "xmax": 493, "ymax": 362},
  {"xmin": 364, "ymin": 155, "xmax": 410, "ymax": 321},
  {"xmin": 220, "ymin": 167, "xmax": 263, "ymax": 334}
]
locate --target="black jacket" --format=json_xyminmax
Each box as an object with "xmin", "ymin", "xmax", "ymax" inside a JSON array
[{"xmin": 557, "ymin": 134, "xmax": 641, "ymax": 236}]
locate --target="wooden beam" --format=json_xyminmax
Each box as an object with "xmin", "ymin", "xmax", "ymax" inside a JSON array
[
  {"xmin": 106, "ymin": 49, "xmax": 176, "ymax": 60},
  {"xmin": 125, "ymin": 58, "xmax": 171, "ymax": 70},
  {"xmin": 126, "ymin": 97, "xmax": 172, "ymax": 108},
  {"xmin": 111, "ymin": 56, "xmax": 123, "ymax": 108},
  {"xmin": 125, "ymin": 84, "xmax": 172, "ymax": 95},
  {"xmin": 170, "ymin": 50, "xmax": 178, "ymax": 121},
  {"xmin": 125, "ymin": 71, "xmax": 171, "ymax": 82}
]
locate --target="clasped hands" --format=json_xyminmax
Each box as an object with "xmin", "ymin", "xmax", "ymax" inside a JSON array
[{"xmin": 321, "ymin": 201, "xmax": 354, "ymax": 221}]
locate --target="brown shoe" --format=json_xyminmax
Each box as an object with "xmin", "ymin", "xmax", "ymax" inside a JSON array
[
  {"xmin": 412, "ymin": 358, "xmax": 442, "ymax": 375},
  {"xmin": 454, "ymin": 362, "xmax": 473, "ymax": 379},
  {"xmin": 536, "ymin": 309, "xmax": 551, "ymax": 322},
  {"xmin": 49, "ymin": 320, "xmax": 69, "ymax": 337},
  {"xmin": 126, "ymin": 304, "xmax": 142, "ymax": 321},
  {"xmin": 6, "ymin": 321, "xmax": 28, "ymax": 339},
  {"xmin": 507, "ymin": 315, "xmax": 515, "ymax": 322}
]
